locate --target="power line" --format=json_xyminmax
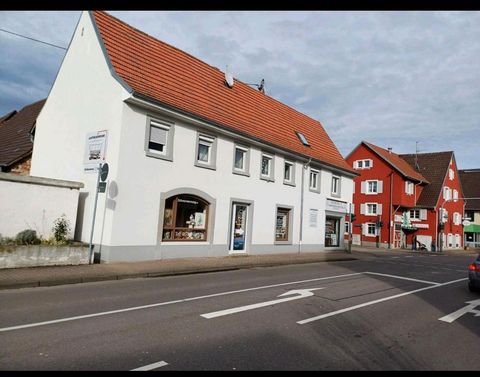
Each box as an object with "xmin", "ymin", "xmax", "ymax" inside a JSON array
[{"xmin": 0, "ymin": 28, "xmax": 67, "ymax": 50}]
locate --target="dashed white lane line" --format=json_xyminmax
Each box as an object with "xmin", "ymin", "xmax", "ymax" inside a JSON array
[
  {"xmin": 297, "ymin": 277, "xmax": 467, "ymax": 324},
  {"xmin": 131, "ymin": 360, "xmax": 169, "ymax": 371}
]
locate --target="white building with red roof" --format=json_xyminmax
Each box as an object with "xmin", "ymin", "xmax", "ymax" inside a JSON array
[{"xmin": 31, "ymin": 11, "xmax": 356, "ymax": 262}]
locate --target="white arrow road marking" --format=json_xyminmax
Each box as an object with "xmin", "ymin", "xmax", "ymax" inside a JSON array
[
  {"xmin": 201, "ymin": 288, "xmax": 325, "ymax": 319},
  {"xmin": 438, "ymin": 298, "xmax": 480, "ymax": 323},
  {"xmin": 131, "ymin": 360, "xmax": 168, "ymax": 371},
  {"xmin": 0, "ymin": 272, "xmax": 362, "ymax": 332}
]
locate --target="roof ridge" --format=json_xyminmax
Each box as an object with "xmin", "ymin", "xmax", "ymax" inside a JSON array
[
  {"xmin": 94, "ymin": 11, "xmax": 325, "ymax": 128},
  {"xmin": 92, "ymin": 10, "xmax": 354, "ymax": 174}
]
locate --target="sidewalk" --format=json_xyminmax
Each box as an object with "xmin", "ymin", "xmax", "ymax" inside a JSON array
[{"xmin": 0, "ymin": 246, "xmax": 477, "ymax": 291}]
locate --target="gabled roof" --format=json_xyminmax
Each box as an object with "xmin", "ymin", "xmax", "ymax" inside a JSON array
[
  {"xmin": 0, "ymin": 99, "xmax": 45, "ymax": 168},
  {"xmin": 400, "ymin": 151, "xmax": 454, "ymax": 208},
  {"xmin": 91, "ymin": 11, "xmax": 355, "ymax": 175},
  {"xmin": 359, "ymin": 141, "xmax": 429, "ymax": 183},
  {"xmin": 0, "ymin": 110, "xmax": 17, "ymax": 124},
  {"xmin": 459, "ymin": 169, "xmax": 480, "ymax": 210}
]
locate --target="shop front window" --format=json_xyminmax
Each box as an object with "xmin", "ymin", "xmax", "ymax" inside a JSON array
[
  {"xmin": 162, "ymin": 194, "xmax": 209, "ymax": 241},
  {"xmin": 325, "ymin": 217, "xmax": 340, "ymax": 247}
]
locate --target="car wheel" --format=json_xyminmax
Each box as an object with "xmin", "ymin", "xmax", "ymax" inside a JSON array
[{"xmin": 468, "ymin": 282, "xmax": 477, "ymax": 292}]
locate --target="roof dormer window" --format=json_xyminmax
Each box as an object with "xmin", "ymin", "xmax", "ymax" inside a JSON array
[{"xmin": 295, "ymin": 131, "xmax": 310, "ymax": 146}]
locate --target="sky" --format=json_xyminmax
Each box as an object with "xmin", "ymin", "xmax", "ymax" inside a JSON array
[{"xmin": 1, "ymin": 10, "xmax": 479, "ymax": 169}]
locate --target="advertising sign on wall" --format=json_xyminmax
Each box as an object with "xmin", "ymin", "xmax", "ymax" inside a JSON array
[{"xmin": 84, "ymin": 130, "xmax": 108, "ymax": 173}]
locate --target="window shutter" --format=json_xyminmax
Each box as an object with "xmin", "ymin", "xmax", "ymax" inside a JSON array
[
  {"xmin": 361, "ymin": 181, "xmax": 366, "ymax": 194},
  {"xmin": 360, "ymin": 204, "xmax": 365, "ymax": 215},
  {"xmin": 377, "ymin": 181, "xmax": 383, "ymax": 193},
  {"xmin": 362, "ymin": 223, "xmax": 367, "ymax": 236},
  {"xmin": 377, "ymin": 204, "xmax": 382, "ymax": 215},
  {"xmin": 368, "ymin": 159, "xmax": 373, "ymax": 168},
  {"xmin": 405, "ymin": 181, "xmax": 409, "ymax": 194},
  {"xmin": 150, "ymin": 126, "xmax": 167, "ymax": 145},
  {"xmin": 420, "ymin": 209, "xmax": 427, "ymax": 220},
  {"xmin": 353, "ymin": 161, "xmax": 358, "ymax": 169}
]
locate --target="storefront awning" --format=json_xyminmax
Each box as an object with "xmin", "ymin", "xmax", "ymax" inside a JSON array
[{"xmin": 465, "ymin": 224, "xmax": 480, "ymax": 233}]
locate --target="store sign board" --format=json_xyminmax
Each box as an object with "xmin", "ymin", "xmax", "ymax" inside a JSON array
[
  {"xmin": 325, "ymin": 199, "xmax": 348, "ymax": 213},
  {"xmin": 84, "ymin": 130, "xmax": 108, "ymax": 173}
]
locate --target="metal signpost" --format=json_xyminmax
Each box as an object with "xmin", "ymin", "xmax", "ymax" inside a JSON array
[{"xmin": 88, "ymin": 162, "xmax": 109, "ymax": 264}]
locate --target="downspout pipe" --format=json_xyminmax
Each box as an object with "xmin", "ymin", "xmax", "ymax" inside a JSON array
[{"xmin": 299, "ymin": 157, "xmax": 312, "ymax": 253}]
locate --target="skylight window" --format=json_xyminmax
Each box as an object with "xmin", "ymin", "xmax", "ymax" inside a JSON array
[{"xmin": 295, "ymin": 131, "xmax": 310, "ymax": 146}]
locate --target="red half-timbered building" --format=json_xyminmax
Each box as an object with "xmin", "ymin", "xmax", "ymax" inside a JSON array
[{"xmin": 346, "ymin": 141, "xmax": 465, "ymax": 251}]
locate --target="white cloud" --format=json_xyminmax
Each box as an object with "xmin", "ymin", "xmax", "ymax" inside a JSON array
[{"xmin": 1, "ymin": 10, "xmax": 479, "ymax": 168}]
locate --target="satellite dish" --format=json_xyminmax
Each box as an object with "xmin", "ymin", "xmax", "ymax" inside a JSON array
[{"xmin": 225, "ymin": 67, "xmax": 234, "ymax": 88}]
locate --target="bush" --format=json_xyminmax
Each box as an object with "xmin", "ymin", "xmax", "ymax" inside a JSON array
[
  {"xmin": 52, "ymin": 214, "xmax": 71, "ymax": 243},
  {"xmin": 15, "ymin": 229, "xmax": 41, "ymax": 245}
]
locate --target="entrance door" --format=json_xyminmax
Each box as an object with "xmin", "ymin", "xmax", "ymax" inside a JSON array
[
  {"xmin": 230, "ymin": 203, "xmax": 248, "ymax": 252},
  {"xmin": 325, "ymin": 217, "xmax": 340, "ymax": 247}
]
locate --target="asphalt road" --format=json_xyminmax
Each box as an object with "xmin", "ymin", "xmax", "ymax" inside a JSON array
[{"xmin": 0, "ymin": 253, "xmax": 479, "ymax": 370}]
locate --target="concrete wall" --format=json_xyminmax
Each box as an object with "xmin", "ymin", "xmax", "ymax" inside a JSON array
[
  {"xmin": 0, "ymin": 245, "xmax": 89, "ymax": 269},
  {"xmin": 0, "ymin": 173, "xmax": 83, "ymax": 239}
]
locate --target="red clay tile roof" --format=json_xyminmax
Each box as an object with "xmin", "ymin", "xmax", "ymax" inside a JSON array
[
  {"xmin": 459, "ymin": 169, "xmax": 480, "ymax": 210},
  {"xmin": 91, "ymin": 11, "xmax": 355, "ymax": 175},
  {"xmin": 362, "ymin": 141, "xmax": 429, "ymax": 183},
  {"xmin": 400, "ymin": 151, "xmax": 453, "ymax": 208},
  {"xmin": 0, "ymin": 99, "xmax": 45, "ymax": 168}
]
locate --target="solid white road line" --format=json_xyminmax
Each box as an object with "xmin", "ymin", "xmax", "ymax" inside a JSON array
[
  {"xmin": 0, "ymin": 272, "xmax": 364, "ymax": 332},
  {"xmin": 364, "ymin": 271, "xmax": 440, "ymax": 285},
  {"xmin": 131, "ymin": 360, "xmax": 169, "ymax": 371},
  {"xmin": 297, "ymin": 278, "xmax": 467, "ymax": 324}
]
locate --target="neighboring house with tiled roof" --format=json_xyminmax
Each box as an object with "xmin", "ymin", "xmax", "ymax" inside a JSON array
[
  {"xmin": 30, "ymin": 11, "xmax": 356, "ymax": 263},
  {"xmin": 459, "ymin": 169, "xmax": 480, "ymax": 248},
  {"xmin": 0, "ymin": 99, "xmax": 45, "ymax": 175},
  {"xmin": 345, "ymin": 141, "xmax": 465, "ymax": 251},
  {"xmin": 400, "ymin": 151, "xmax": 465, "ymax": 251}
]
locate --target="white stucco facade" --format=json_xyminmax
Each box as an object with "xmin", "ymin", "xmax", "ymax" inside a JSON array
[{"xmin": 30, "ymin": 11, "xmax": 354, "ymax": 262}]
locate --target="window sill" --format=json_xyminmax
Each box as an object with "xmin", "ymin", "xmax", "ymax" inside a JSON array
[
  {"xmin": 283, "ymin": 180, "xmax": 296, "ymax": 187},
  {"xmin": 260, "ymin": 176, "xmax": 275, "ymax": 183},
  {"xmin": 146, "ymin": 151, "xmax": 172, "ymax": 161},
  {"xmin": 233, "ymin": 169, "xmax": 250, "ymax": 177},
  {"xmin": 194, "ymin": 161, "xmax": 216, "ymax": 170}
]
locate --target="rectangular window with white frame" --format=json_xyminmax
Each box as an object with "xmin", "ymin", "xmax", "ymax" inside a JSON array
[
  {"xmin": 309, "ymin": 168, "xmax": 320, "ymax": 193},
  {"xmin": 453, "ymin": 189, "xmax": 458, "ymax": 201},
  {"xmin": 364, "ymin": 223, "xmax": 377, "ymax": 237},
  {"xmin": 145, "ymin": 117, "xmax": 175, "ymax": 161},
  {"xmin": 283, "ymin": 160, "xmax": 295, "ymax": 186},
  {"xmin": 405, "ymin": 181, "xmax": 414, "ymax": 195},
  {"xmin": 410, "ymin": 209, "xmax": 427, "ymax": 221},
  {"xmin": 331, "ymin": 176, "xmax": 341, "ymax": 197},
  {"xmin": 354, "ymin": 159, "xmax": 373, "ymax": 169},
  {"xmin": 361, "ymin": 180, "xmax": 382, "ymax": 194},
  {"xmin": 195, "ymin": 133, "xmax": 217, "ymax": 170},
  {"xmin": 361, "ymin": 202, "xmax": 382, "ymax": 216},
  {"xmin": 232, "ymin": 144, "xmax": 250, "ymax": 176},
  {"xmin": 449, "ymin": 168, "xmax": 454, "ymax": 180},
  {"xmin": 260, "ymin": 152, "xmax": 275, "ymax": 182},
  {"xmin": 443, "ymin": 186, "xmax": 451, "ymax": 201}
]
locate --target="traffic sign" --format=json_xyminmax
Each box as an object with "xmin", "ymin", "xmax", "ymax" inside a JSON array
[
  {"xmin": 100, "ymin": 163, "xmax": 109, "ymax": 182},
  {"xmin": 98, "ymin": 182, "xmax": 107, "ymax": 193}
]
